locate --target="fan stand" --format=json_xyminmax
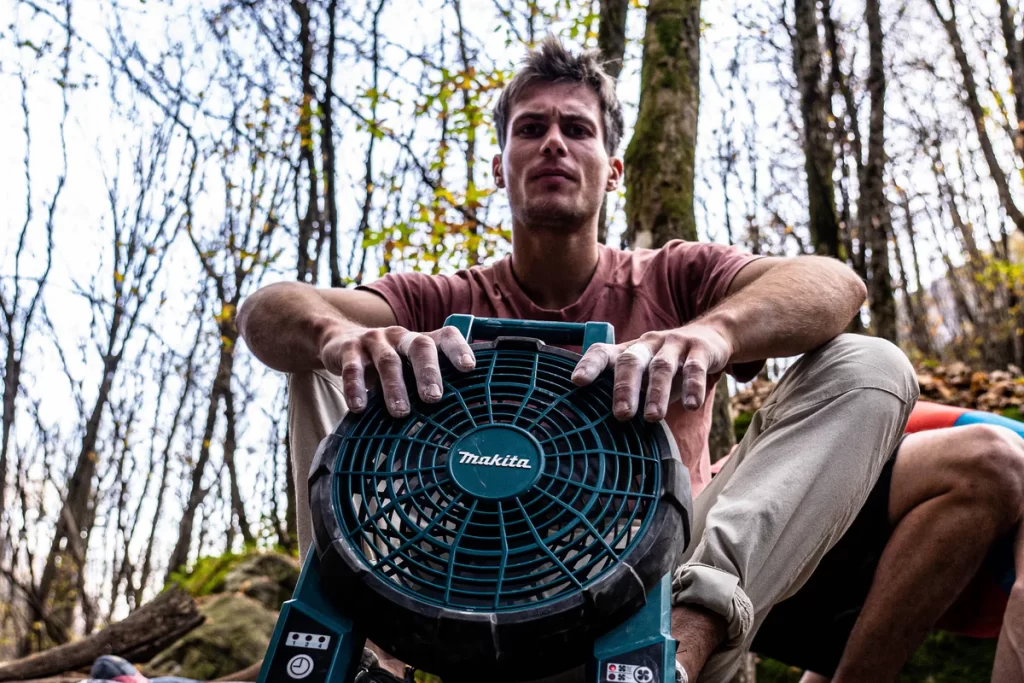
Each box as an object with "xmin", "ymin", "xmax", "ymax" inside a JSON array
[
  {"xmin": 258, "ymin": 315, "xmax": 682, "ymax": 683},
  {"xmin": 256, "ymin": 550, "xmax": 677, "ymax": 683},
  {"xmin": 256, "ymin": 550, "xmax": 365, "ymax": 683}
]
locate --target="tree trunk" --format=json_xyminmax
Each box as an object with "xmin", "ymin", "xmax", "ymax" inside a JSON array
[
  {"xmin": 29, "ymin": 351, "xmax": 120, "ymax": 652},
  {"xmin": 998, "ymin": 0, "xmax": 1024, "ymax": 168},
  {"xmin": 165, "ymin": 376, "xmax": 222, "ymax": 580},
  {"xmin": 708, "ymin": 375, "xmax": 735, "ymax": 464},
  {"xmin": 221, "ymin": 381, "xmax": 253, "ymax": 547},
  {"xmin": 861, "ymin": 0, "xmax": 896, "ymax": 342},
  {"xmin": 895, "ymin": 190, "xmax": 935, "ymax": 357},
  {"xmin": 284, "ymin": 429, "xmax": 299, "ymax": 554},
  {"xmin": 927, "ymin": 0, "xmax": 1024, "ymax": 234},
  {"xmin": 596, "ymin": 0, "xmax": 630, "ymax": 244},
  {"xmin": 0, "ymin": 586, "xmax": 202, "ymax": 682},
  {"xmin": 323, "ymin": 0, "xmax": 341, "ymax": 288},
  {"xmin": 137, "ymin": 338, "xmax": 201, "ymax": 606},
  {"xmin": 0, "ymin": 344, "xmax": 19, "ymax": 559},
  {"xmin": 291, "ymin": 0, "xmax": 320, "ymax": 283},
  {"xmin": 599, "ymin": 0, "xmax": 629, "ymax": 81},
  {"xmin": 794, "ymin": 0, "xmax": 841, "ymax": 257},
  {"xmin": 624, "ymin": 0, "xmax": 700, "ymax": 249},
  {"xmin": 626, "ymin": 1, "xmax": 740, "ymax": 532}
]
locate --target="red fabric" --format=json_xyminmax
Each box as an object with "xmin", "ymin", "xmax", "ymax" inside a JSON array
[
  {"xmin": 905, "ymin": 401, "xmax": 966, "ymax": 433},
  {"xmin": 940, "ymin": 569, "xmax": 1010, "ymax": 639},
  {"xmin": 361, "ymin": 241, "xmax": 762, "ymax": 496}
]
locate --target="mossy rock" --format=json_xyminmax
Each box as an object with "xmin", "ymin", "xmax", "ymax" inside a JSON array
[
  {"xmin": 222, "ymin": 553, "xmax": 300, "ymax": 611},
  {"xmin": 146, "ymin": 593, "xmax": 278, "ymax": 680},
  {"xmin": 171, "ymin": 551, "xmax": 299, "ymax": 611},
  {"xmin": 224, "ymin": 552, "xmax": 299, "ymax": 610},
  {"xmin": 171, "ymin": 552, "xmax": 244, "ymax": 598}
]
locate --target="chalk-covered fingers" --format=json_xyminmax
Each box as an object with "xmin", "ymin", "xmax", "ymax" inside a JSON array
[
  {"xmin": 571, "ymin": 325, "xmax": 734, "ymax": 422},
  {"xmin": 320, "ymin": 324, "xmax": 477, "ymax": 418},
  {"xmin": 428, "ymin": 325, "xmax": 477, "ymax": 374},
  {"xmin": 572, "ymin": 339, "xmax": 663, "ymax": 421},
  {"xmin": 365, "ymin": 328, "xmax": 413, "ymax": 416},
  {"xmin": 644, "ymin": 339, "xmax": 682, "ymax": 421}
]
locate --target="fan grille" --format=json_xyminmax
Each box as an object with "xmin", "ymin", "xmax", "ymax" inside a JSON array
[{"xmin": 330, "ymin": 344, "xmax": 662, "ymax": 612}]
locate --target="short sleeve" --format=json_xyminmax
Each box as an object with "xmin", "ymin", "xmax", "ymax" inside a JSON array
[
  {"xmin": 358, "ymin": 272, "xmax": 454, "ymax": 333},
  {"xmin": 658, "ymin": 240, "xmax": 765, "ymax": 382}
]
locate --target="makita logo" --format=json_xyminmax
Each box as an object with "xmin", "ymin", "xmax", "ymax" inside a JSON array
[{"xmin": 458, "ymin": 451, "xmax": 532, "ymax": 469}]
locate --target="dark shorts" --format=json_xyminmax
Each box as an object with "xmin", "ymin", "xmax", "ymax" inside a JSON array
[{"xmin": 749, "ymin": 451, "xmax": 900, "ymax": 677}]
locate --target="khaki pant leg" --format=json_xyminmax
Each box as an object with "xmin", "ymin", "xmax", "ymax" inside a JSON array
[
  {"xmin": 287, "ymin": 369, "xmax": 348, "ymax": 563},
  {"xmin": 672, "ymin": 335, "xmax": 918, "ymax": 682}
]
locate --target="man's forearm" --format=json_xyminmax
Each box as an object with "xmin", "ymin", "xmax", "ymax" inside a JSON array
[
  {"xmin": 238, "ymin": 282, "xmax": 353, "ymax": 373},
  {"xmin": 703, "ymin": 257, "xmax": 866, "ymax": 363}
]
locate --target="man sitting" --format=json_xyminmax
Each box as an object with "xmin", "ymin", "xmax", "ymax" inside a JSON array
[{"xmin": 239, "ymin": 38, "xmax": 921, "ymax": 682}]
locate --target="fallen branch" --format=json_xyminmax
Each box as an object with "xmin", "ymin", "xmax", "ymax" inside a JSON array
[{"xmin": 0, "ymin": 585, "xmax": 204, "ymax": 682}]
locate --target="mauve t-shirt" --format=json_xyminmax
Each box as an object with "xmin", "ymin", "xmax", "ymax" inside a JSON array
[{"xmin": 360, "ymin": 240, "xmax": 762, "ymax": 496}]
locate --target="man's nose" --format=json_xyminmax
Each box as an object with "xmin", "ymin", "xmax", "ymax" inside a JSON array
[{"xmin": 540, "ymin": 126, "xmax": 568, "ymax": 157}]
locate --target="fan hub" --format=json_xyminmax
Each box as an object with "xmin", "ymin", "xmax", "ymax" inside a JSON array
[{"xmin": 447, "ymin": 425, "xmax": 544, "ymax": 500}]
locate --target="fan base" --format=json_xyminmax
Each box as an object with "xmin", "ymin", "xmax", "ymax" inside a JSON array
[{"xmin": 256, "ymin": 551, "xmax": 678, "ymax": 683}]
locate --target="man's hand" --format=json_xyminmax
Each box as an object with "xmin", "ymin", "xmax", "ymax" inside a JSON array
[
  {"xmin": 570, "ymin": 324, "xmax": 734, "ymax": 422},
  {"xmin": 319, "ymin": 325, "xmax": 475, "ymax": 417}
]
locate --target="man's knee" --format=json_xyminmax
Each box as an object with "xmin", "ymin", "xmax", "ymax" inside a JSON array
[
  {"xmin": 828, "ymin": 334, "xmax": 917, "ymax": 396},
  {"xmin": 790, "ymin": 334, "xmax": 916, "ymax": 399},
  {"xmin": 949, "ymin": 424, "xmax": 1024, "ymax": 526}
]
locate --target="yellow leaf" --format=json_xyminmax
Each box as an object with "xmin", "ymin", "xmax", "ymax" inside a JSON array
[{"xmin": 213, "ymin": 304, "xmax": 237, "ymax": 323}]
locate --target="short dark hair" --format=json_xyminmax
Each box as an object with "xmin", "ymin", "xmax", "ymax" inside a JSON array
[{"xmin": 493, "ymin": 36, "xmax": 624, "ymax": 156}]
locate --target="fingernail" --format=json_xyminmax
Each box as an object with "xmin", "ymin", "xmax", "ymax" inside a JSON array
[
  {"xmin": 425, "ymin": 384, "xmax": 441, "ymax": 400},
  {"xmin": 349, "ymin": 397, "xmax": 364, "ymax": 410},
  {"xmin": 684, "ymin": 397, "xmax": 699, "ymax": 409},
  {"xmin": 392, "ymin": 399, "xmax": 408, "ymax": 414},
  {"xmin": 615, "ymin": 401, "xmax": 630, "ymax": 415},
  {"xmin": 461, "ymin": 354, "xmax": 475, "ymax": 368}
]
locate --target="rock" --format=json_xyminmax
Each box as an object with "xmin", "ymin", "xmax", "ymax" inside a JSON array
[
  {"xmin": 145, "ymin": 593, "xmax": 278, "ymax": 680},
  {"xmin": 221, "ymin": 553, "xmax": 299, "ymax": 611}
]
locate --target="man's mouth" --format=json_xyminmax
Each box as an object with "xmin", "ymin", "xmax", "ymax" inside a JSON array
[{"xmin": 532, "ymin": 169, "xmax": 576, "ymax": 182}]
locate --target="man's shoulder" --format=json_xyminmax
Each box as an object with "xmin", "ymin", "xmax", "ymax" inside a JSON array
[
  {"xmin": 600, "ymin": 239, "xmax": 723, "ymax": 282},
  {"xmin": 369, "ymin": 260, "xmax": 502, "ymax": 288}
]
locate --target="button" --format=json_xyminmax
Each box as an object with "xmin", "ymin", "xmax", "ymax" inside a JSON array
[
  {"xmin": 633, "ymin": 666, "xmax": 653, "ymax": 683},
  {"xmin": 287, "ymin": 654, "xmax": 314, "ymax": 679}
]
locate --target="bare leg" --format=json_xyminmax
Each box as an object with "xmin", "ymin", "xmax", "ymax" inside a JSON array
[
  {"xmin": 832, "ymin": 425, "xmax": 1024, "ymax": 683},
  {"xmin": 992, "ymin": 522, "xmax": 1024, "ymax": 682}
]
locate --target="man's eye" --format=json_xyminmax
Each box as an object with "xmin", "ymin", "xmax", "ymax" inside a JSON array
[
  {"xmin": 568, "ymin": 124, "xmax": 589, "ymax": 137},
  {"xmin": 519, "ymin": 123, "xmax": 542, "ymax": 135}
]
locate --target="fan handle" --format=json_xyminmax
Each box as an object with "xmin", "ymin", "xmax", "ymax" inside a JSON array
[{"xmin": 443, "ymin": 315, "xmax": 614, "ymax": 353}]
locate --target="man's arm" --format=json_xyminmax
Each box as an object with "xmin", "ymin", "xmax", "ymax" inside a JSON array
[
  {"xmin": 238, "ymin": 282, "xmax": 474, "ymax": 415},
  {"xmin": 238, "ymin": 282, "xmax": 398, "ymax": 373},
  {"xmin": 238, "ymin": 282, "xmax": 402, "ymax": 373},
  {"xmin": 572, "ymin": 255, "xmax": 866, "ymax": 421},
  {"xmin": 709, "ymin": 255, "xmax": 866, "ymax": 362}
]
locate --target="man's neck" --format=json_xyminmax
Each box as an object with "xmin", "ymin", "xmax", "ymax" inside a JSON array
[{"xmin": 510, "ymin": 224, "xmax": 601, "ymax": 310}]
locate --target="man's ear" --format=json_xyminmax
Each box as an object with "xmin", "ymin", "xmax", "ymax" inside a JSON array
[
  {"xmin": 492, "ymin": 154, "xmax": 505, "ymax": 189},
  {"xmin": 606, "ymin": 157, "xmax": 624, "ymax": 192}
]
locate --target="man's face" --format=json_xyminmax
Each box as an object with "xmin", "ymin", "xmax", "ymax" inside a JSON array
[{"xmin": 493, "ymin": 82, "xmax": 622, "ymax": 232}]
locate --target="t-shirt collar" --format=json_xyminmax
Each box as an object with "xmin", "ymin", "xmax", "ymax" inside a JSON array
[{"xmin": 494, "ymin": 243, "xmax": 612, "ymax": 321}]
